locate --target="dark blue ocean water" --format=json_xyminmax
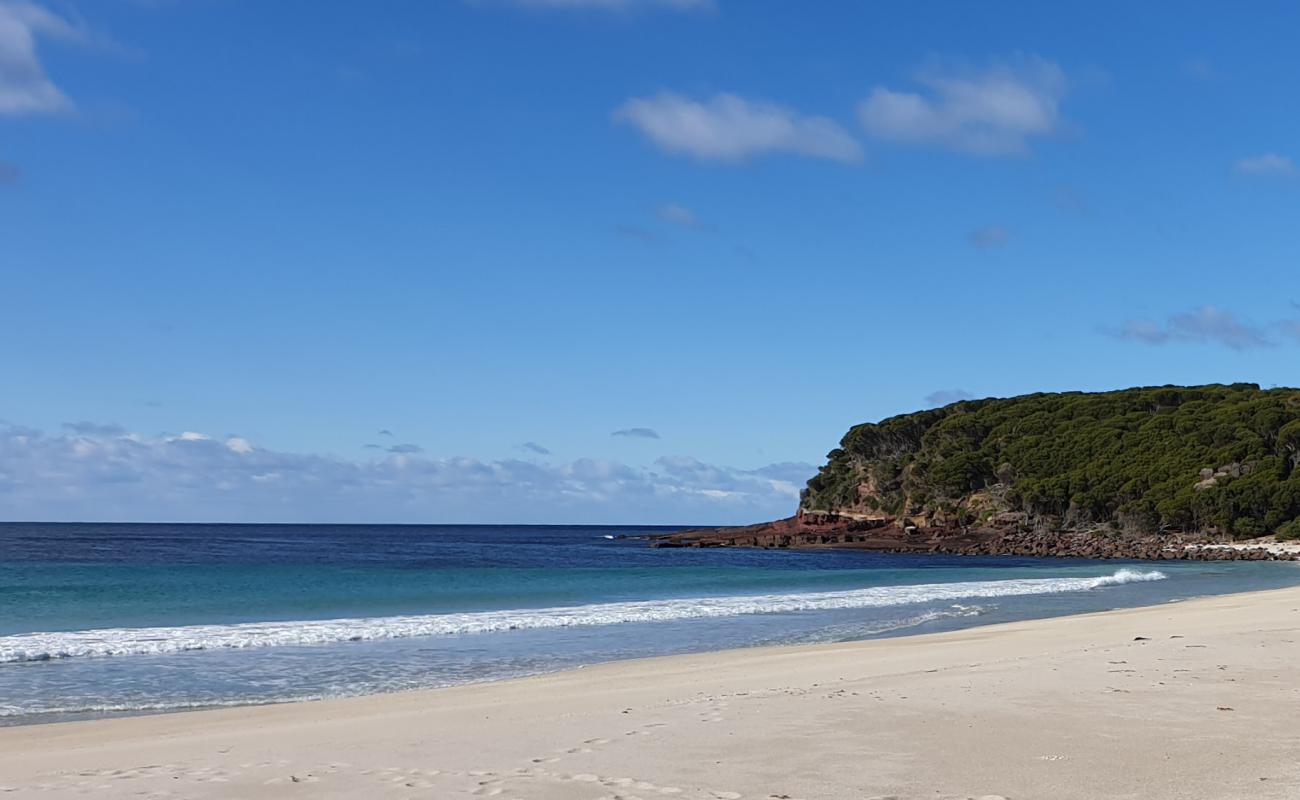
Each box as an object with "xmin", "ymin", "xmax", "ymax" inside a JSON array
[{"xmin": 2, "ymin": 522, "xmax": 1298, "ymax": 726}]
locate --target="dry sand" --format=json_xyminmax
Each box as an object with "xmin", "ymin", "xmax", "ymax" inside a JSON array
[{"xmin": 3, "ymin": 587, "xmax": 1300, "ymax": 799}]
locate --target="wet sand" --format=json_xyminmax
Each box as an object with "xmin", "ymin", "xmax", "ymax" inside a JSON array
[{"xmin": 3, "ymin": 587, "xmax": 1300, "ymax": 799}]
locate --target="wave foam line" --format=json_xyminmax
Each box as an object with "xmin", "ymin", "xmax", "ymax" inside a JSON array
[{"xmin": 0, "ymin": 569, "xmax": 1165, "ymax": 664}]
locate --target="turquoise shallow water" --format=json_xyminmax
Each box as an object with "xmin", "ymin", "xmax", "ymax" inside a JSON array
[{"xmin": 2, "ymin": 522, "xmax": 1298, "ymax": 725}]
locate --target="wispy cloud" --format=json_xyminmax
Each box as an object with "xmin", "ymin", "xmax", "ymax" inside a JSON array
[
  {"xmin": 656, "ymin": 203, "xmax": 703, "ymax": 229},
  {"xmin": 967, "ymin": 224, "xmax": 1012, "ymax": 248},
  {"xmin": 378, "ymin": 429, "xmax": 394, "ymax": 437},
  {"xmin": 519, "ymin": 441, "xmax": 551, "ymax": 455},
  {"xmin": 613, "ymin": 224, "xmax": 663, "ymax": 245},
  {"xmin": 612, "ymin": 427, "xmax": 660, "ymax": 439},
  {"xmin": 615, "ymin": 92, "xmax": 863, "ymax": 164},
  {"xmin": 858, "ymin": 57, "xmax": 1068, "ymax": 156},
  {"xmin": 925, "ymin": 389, "xmax": 975, "ymax": 407},
  {"xmin": 1051, "ymin": 186, "xmax": 1088, "ymax": 215},
  {"xmin": 0, "ymin": 421, "xmax": 809, "ymax": 525},
  {"xmin": 615, "ymin": 204, "xmax": 709, "ymax": 244},
  {"xmin": 1114, "ymin": 306, "xmax": 1275, "ymax": 351},
  {"xmin": 1234, "ymin": 153, "xmax": 1295, "ymax": 178},
  {"xmin": 62, "ymin": 421, "xmax": 126, "ymax": 437},
  {"xmin": 1181, "ymin": 58, "xmax": 1215, "ymax": 81},
  {"xmin": 363, "ymin": 441, "xmax": 422, "ymax": 453},
  {"xmin": 0, "ymin": 0, "xmax": 87, "ymax": 116},
  {"xmin": 650, "ymin": 456, "xmax": 813, "ymax": 504}
]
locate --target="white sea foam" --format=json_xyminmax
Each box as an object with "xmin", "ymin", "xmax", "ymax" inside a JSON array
[
  {"xmin": 0, "ymin": 607, "xmax": 994, "ymax": 720},
  {"xmin": 0, "ymin": 569, "xmax": 1165, "ymax": 664},
  {"xmin": 0, "ymin": 696, "xmax": 327, "ymax": 719},
  {"xmin": 787, "ymin": 603, "xmax": 990, "ymax": 645}
]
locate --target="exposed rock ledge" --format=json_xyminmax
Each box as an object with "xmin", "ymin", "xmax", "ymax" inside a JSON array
[{"xmin": 650, "ymin": 513, "xmax": 1298, "ymax": 561}]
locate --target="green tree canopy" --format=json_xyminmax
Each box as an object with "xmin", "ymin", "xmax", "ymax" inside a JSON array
[{"xmin": 802, "ymin": 384, "xmax": 1300, "ymax": 538}]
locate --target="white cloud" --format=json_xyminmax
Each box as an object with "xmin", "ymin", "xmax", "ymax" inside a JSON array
[
  {"xmin": 225, "ymin": 437, "xmax": 254, "ymax": 455},
  {"xmin": 858, "ymin": 57, "xmax": 1067, "ymax": 156},
  {"xmin": 1234, "ymin": 153, "xmax": 1295, "ymax": 178},
  {"xmin": 0, "ymin": 0, "xmax": 84, "ymax": 116},
  {"xmin": 764, "ymin": 479, "xmax": 799, "ymax": 499},
  {"xmin": 697, "ymin": 488, "xmax": 733, "ymax": 499},
  {"xmin": 615, "ymin": 92, "xmax": 863, "ymax": 164},
  {"xmin": 0, "ymin": 421, "xmax": 816, "ymax": 525}
]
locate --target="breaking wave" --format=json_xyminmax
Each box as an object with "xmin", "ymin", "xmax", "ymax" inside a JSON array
[{"xmin": 0, "ymin": 569, "xmax": 1165, "ymax": 664}]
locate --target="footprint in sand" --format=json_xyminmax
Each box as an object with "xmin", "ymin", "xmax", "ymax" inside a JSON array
[
  {"xmin": 876, "ymin": 796, "xmax": 1006, "ymax": 800},
  {"xmin": 556, "ymin": 734, "xmax": 621, "ymax": 757}
]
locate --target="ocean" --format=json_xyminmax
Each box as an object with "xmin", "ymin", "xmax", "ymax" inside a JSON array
[{"xmin": 3, "ymin": 522, "xmax": 1298, "ymax": 726}]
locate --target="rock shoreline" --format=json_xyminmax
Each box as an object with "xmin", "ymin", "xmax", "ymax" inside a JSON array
[{"xmin": 651, "ymin": 514, "xmax": 1299, "ymax": 561}]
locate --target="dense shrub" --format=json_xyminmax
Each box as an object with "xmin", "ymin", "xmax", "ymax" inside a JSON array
[
  {"xmin": 1277, "ymin": 520, "xmax": 1300, "ymax": 542},
  {"xmin": 802, "ymin": 384, "xmax": 1300, "ymax": 536}
]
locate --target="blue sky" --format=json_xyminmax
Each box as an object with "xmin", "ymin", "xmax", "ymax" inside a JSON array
[{"xmin": 2, "ymin": 0, "xmax": 1299, "ymax": 523}]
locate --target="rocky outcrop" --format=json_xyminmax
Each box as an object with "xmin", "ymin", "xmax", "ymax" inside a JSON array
[
  {"xmin": 798, "ymin": 385, "xmax": 1300, "ymax": 542},
  {"xmin": 662, "ymin": 385, "xmax": 1300, "ymax": 559},
  {"xmin": 651, "ymin": 512, "xmax": 1298, "ymax": 561}
]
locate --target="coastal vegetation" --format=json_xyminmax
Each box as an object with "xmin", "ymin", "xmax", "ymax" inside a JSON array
[{"xmin": 802, "ymin": 384, "xmax": 1300, "ymax": 538}]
